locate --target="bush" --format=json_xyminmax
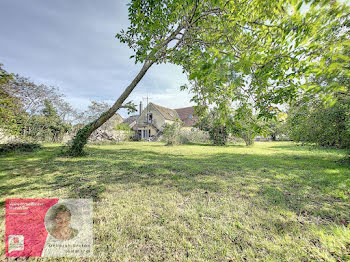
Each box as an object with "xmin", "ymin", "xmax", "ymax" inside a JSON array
[
  {"xmin": 0, "ymin": 143, "xmax": 41, "ymax": 154},
  {"xmin": 179, "ymin": 128, "xmax": 210, "ymax": 144},
  {"xmin": 287, "ymin": 90, "xmax": 350, "ymax": 149},
  {"xmin": 114, "ymin": 123, "xmax": 131, "ymax": 131},
  {"xmin": 163, "ymin": 120, "xmax": 182, "ymax": 145},
  {"xmin": 21, "ymin": 100, "xmax": 71, "ymax": 143},
  {"xmin": 209, "ymin": 126, "xmax": 229, "ymax": 145}
]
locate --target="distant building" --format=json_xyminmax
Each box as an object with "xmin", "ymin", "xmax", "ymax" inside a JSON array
[
  {"xmin": 175, "ymin": 106, "xmax": 198, "ymax": 127},
  {"xmin": 123, "ymin": 115, "xmax": 138, "ymax": 131},
  {"xmin": 122, "ymin": 102, "xmax": 198, "ymax": 140},
  {"xmin": 99, "ymin": 113, "xmax": 124, "ymax": 130}
]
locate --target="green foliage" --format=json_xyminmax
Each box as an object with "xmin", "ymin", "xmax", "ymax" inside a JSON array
[
  {"xmin": 230, "ymin": 105, "xmax": 269, "ymax": 146},
  {"xmin": 0, "ymin": 143, "xmax": 41, "ymax": 154},
  {"xmin": 0, "ymin": 65, "xmax": 79, "ymax": 142},
  {"xmin": 122, "ymin": 101, "xmax": 138, "ymax": 115},
  {"xmin": 23, "ymin": 100, "xmax": 71, "ymax": 142},
  {"xmin": 114, "ymin": 123, "xmax": 132, "ymax": 131},
  {"xmin": 42, "ymin": 99, "xmax": 58, "ymax": 118},
  {"xmin": 116, "ymin": 0, "xmax": 194, "ymax": 64},
  {"xmin": 0, "ymin": 87, "xmax": 24, "ymax": 134},
  {"xmin": 0, "ymin": 63, "xmax": 12, "ymax": 85},
  {"xmin": 179, "ymin": 128, "xmax": 210, "ymax": 144},
  {"xmin": 182, "ymin": 0, "xmax": 349, "ymax": 119},
  {"xmin": 196, "ymin": 108, "xmax": 230, "ymax": 145},
  {"xmin": 0, "ymin": 64, "xmax": 77, "ymax": 142},
  {"xmin": 0, "ymin": 65, "xmax": 23, "ymax": 134},
  {"xmin": 24, "ymin": 116, "xmax": 70, "ymax": 143},
  {"xmin": 197, "ymin": 105, "xmax": 268, "ymax": 146},
  {"xmin": 71, "ymin": 0, "xmax": 349, "ymax": 155},
  {"xmin": 65, "ymin": 123, "xmax": 92, "ymax": 156},
  {"xmin": 209, "ymin": 125, "xmax": 228, "ymax": 146},
  {"xmin": 287, "ymin": 90, "xmax": 350, "ymax": 148},
  {"xmin": 163, "ymin": 119, "xmax": 183, "ymax": 145},
  {"xmin": 266, "ymin": 113, "xmax": 288, "ymax": 141}
]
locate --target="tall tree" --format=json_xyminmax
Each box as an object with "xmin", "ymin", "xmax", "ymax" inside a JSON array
[
  {"xmin": 185, "ymin": 1, "xmax": 348, "ymax": 119},
  {"xmin": 0, "ymin": 64, "xmax": 23, "ymax": 134},
  {"xmin": 195, "ymin": 107, "xmax": 231, "ymax": 145},
  {"xmin": 79, "ymin": 101, "xmax": 112, "ymax": 124},
  {"xmin": 23, "ymin": 100, "xmax": 70, "ymax": 142},
  {"xmin": 287, "ymin": 89, "xmax": 350, "ymax": 148},
  {"xmin": 68, "ymin": 0, "xmax": 217, "ymax": 155},
  {"xmin": 4, "ymin": 73, "xmax": 78, "ymax": 122},
  {"xmin": 1, "ymin": 64, "xmax": 77, "ymax": 139},
  {"xmin": 69, "ymin": 0, "xmax": 349, "ymax": 155}
]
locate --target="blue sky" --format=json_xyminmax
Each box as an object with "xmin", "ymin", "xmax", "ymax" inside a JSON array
[{"xmin": 0, "ymin": 0, "xmax": 193, "ymax": 117}]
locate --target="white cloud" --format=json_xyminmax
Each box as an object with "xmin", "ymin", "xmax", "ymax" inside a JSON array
[{"xmin": 0, "ymin": 0, "xmax": 195, "ymax": 119}]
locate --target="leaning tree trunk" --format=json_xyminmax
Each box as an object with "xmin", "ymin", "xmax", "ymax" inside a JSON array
[{"xmin": 68, "ymin": 60, "xmax": 154, "ymax": 156}]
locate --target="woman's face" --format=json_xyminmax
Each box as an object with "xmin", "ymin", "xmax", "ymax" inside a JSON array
[{"xmin": 55, "ymin": 211, "xmax": 71, "ymax": 228}]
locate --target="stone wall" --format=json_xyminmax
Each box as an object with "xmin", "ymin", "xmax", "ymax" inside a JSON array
[{"xmin": 137, "ymin": 104, "xmax": 168, "ymax": 131}]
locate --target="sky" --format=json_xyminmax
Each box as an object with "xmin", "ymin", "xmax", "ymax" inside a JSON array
[{"xmin": 0, "ymin": 0, "xmax": 193, "ymax": 117}]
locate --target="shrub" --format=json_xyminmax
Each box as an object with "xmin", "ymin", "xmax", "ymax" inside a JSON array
[
  {"xmin": 287, "ymin": 90, "xmax": 350, "ymax": 149},
  {"xmin": 209, "ymin": 126, "xmax": 229, "ymax": 145},
  {"xmin": 0, "ymin": 143, "xmax": 41, "ymax": 154},
  {"xmin": 179, "ymin": 128, "xmax": 210, "ymax": 144},
  {"xmin": 114, "ymin": 123, "xmax": 131, "ymax": 131},
  {"xmin": 163, "ymin": 120, "xmax": 182, "ymax": 145}
]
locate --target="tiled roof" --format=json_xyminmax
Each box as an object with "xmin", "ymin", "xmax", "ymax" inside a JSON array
[
  {"xmin": 123, "ymin": 115, "xmax": 139, "ymax": 126},
  {"xmin": 175, "ymin": 106, "xmax": 198, "ymax": 127},
  {"xmin": 151, "ymin": 103, "xmax": 179, "ymax": 121}
]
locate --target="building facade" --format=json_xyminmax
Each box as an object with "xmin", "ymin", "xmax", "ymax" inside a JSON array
[{"xmin": 123, "ymin": 102, "xmax": 198, "ymax": 140}]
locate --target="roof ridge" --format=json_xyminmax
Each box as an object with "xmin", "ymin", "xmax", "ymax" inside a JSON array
[
  {"xmin": 174, "ymin": 106, "xmax": 195, "ymax": 110},
  {"xmin": 151, "ymin": 102, "xmax": 173, "ymax": 110},
  {"xmin": 149, "ymin": 102, "xmax": 179, "ymax": 120}
]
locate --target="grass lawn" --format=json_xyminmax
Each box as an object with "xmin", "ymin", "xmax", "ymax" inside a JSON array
[{"xmin": 1, "ymin": 141, "xmax": 349, "ymax": 261}]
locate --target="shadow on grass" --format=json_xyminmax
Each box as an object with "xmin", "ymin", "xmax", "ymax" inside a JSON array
[
  {"xmin": 179, "ymin": 142, "xmax": 247, "ymax": 148},
  {"xmin": 0, "ymin": 144, "xmax": 349, "ymax": 222}
]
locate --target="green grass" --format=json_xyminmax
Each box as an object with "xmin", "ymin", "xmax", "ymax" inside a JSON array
[{"xmin": 1, "ymin": 142, "xmax": 349, "ymax": 261}]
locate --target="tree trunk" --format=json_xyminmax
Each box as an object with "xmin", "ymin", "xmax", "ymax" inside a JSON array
[
  {"xmin": 271, "ymin": 133, "xmax": 276, "ymax": 141},
  {"xmin": 243, "ymin": 131, "xmax": 254, "ymax": 146},
  {"xmin": 68, "ymin": 60, "xmax": 154, "ymax": 156}
]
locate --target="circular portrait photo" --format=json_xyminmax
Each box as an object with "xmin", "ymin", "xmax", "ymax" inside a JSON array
[{"xmin": 45, "ymin": 203, "xmax": 79, "ymax": 241}]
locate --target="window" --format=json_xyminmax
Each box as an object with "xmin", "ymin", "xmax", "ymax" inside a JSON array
[
  {"xmin": 147, "ymin": 113, "xmax": 153, "ymax": 123},
  {"xmin": 142, "ymin": 129, "xmax": 150, "ymax": 139},
  {"xmin": 189, "ymin": 114, "xmax": 193, "ymax": 119}
]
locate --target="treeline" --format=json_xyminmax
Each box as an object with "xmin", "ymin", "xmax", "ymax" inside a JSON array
[
  {"xmin": 0, "ymin": 63, "xmax": 112, "ymax": 143},
  {"xmin": 189, "ymin": 89, "xmax": 350, "ymax": 149},
  {"xmin": 1, "ymin": 62, "xmax": 349, "ymax": 149}
]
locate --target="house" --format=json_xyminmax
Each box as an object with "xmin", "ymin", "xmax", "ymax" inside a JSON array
[
  {"xmin": 175, "ymin": 106, "xmax": 198, "ymax": 127},
  {"xmin": 99, "ymin": 113, "xmax": 124, "ymax": 130},
  {"xmin": 135, "ymin": 102, "xmax": 180, "ymax": 139},
  {"xmin": 123, "ymin": 115, "xmax": 138, "ymax": 131},
  {"xmin": 89, "ymin": 113, "xmax": 125, "ymax": 142},
  {"xmin": 123, "ymin": 102, "xmax": 198, "ymax": 140}
]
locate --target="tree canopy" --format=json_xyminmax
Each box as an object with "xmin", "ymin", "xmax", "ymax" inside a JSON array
[
  {"xmin": 180, "ymin": 0, "xmax": 349, "ymax": 119},
  {"xmin": 0, "ymin": 65, "xmax": 75, "ymax": 141},
  {"xmin": 69, "ymin": 0, "xmax": 349, "ymax": 155}
]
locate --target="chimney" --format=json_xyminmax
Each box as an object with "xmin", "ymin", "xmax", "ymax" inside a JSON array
[{"xmin": 139, "ymin": 101, "xmax": 143, "ymax": 115}]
